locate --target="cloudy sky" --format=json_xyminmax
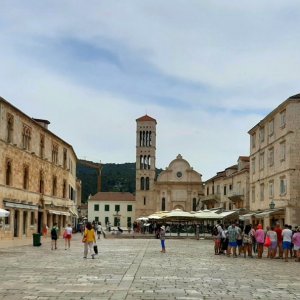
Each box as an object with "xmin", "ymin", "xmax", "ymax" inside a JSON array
[{"xmin": 1, "ymin": 1, "xmax": 300, "ymax": 180}]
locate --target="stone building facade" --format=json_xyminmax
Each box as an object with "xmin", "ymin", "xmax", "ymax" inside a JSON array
[
  {"xmin": 135, "ymin": 115, "xmax": 203, "ymax": 218},
  {"xmin": 0, "ymin": 97, "xmax": 81, "ymax": 240},
  {"xmin": 201, "ymin": 156, "xmax": 250, "ymax": 211},
  {"xmin": 155, "ymin": 154, "xmax": 203, "ymax": 212},
  {"xmin": 248, "ymin": 94, "xmax": 300, "ymax": 227},
  {"xmin": 88, "ymin": 192, "xmax": 135, "ymax": 228}
]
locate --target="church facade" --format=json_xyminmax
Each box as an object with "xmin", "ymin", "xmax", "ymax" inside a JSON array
[{"xmin": 135, "ymin": 115, "xmax": 203, "ymax": 218}]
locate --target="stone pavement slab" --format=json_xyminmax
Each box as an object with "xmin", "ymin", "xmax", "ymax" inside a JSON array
[{"xmin": 0, "ymin": 234, "xmax": 299, "ymax": 300}]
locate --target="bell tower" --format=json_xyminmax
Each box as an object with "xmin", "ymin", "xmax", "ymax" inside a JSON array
[{"xmin": 135, "ymin": 115, "xmax": 157, "ymax": 218}]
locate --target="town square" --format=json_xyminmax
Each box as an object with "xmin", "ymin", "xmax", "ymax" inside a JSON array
[
  {"xmin": 0, "ymin": 234, "xmax": 300, "ymax": 300},
  {"xmin": 1, "ymin": 2, "xmax": 300, "ymax": 300}
]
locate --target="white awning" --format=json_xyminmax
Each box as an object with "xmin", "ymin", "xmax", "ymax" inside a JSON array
[
  {"xmin": 69, "ymin": 207, "xmax": 79, "ymax": 217},
  {"xmin": 48, "ymin": 210, "xmax": 70, "ymax": 216},
  {"xmin": 4, "ymin": 201, "xmax": 38, "ymax": 210},
  {"xmin": 239, "ymin": 213, "xmax": 255, "ymax": 221},
  {"xmin": 254, "ymin": 208, "xmax": 284, "ymax": 218}
]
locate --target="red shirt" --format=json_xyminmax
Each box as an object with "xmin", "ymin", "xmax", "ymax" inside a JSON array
[{"xmin": 274, "ymin": 227, "xmax": 283, "ymax": 243}]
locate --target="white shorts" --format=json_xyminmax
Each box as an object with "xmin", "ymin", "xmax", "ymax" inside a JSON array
[{"xmin": 294, "ymin": 245, "xmax": 300, "ymax": 251}]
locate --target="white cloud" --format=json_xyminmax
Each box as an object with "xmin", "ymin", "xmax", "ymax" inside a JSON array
[{"xmin": 1, "ymin": 1, "xmax": 299, "ymax": 179}]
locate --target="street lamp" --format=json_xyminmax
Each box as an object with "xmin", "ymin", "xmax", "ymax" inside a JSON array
[{"xmin": 269, "ymin": 200, "xmax": 275, "ymax": 210}]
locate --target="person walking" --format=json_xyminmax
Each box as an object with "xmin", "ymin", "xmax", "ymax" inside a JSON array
[
  {"xmin": 236, "ymin": 223, "xmax": 243, "ymax": 256},
  {"xmin": 242, "ymin": 224, "xmax": 253, "ymax": 258},
  {"xmin": 292, "ymin": 227, "xmax": 300, "ymax": 262},
  {"xmin": 266, "ymin": 226, "xmax": 277, "ymax": 259},
  {"xmin": 227, "ymin": 223, "xmax": 238, "ymax": 257},
  {"xmin": 212, "ymin": 221, "xmax": 222, "ymax": 255},
  {"xmin": 97, "ymin": 222, "xmax": 103, "ymax": 239},
  {"xmin": 274, "ymin": 223, "xmax": 283, "ymax": 258},
  {"xmin": 42, "ymin": 224, "xmax": 48, "ymax": 238},
  {"xmin": 83, "ymin": 222, "xmax": 96, "ymax": 259},
  {"xmin": 51, "ymin": 223, "xmax": 59, "ymax": 250},
  {"xmin": 160, "ymin": 225, "xmax": 166, "ymax": 253},
  {"xmin": 64, "ymin": 223, "xmax": 73, "ymax": 250},
  {"xmin": 255, "ymin": 224, "xmax": 265, "ymax": 259},
  {"xmin": 282, "ymin": 224, "xmax": 293, "ymax": 262}
]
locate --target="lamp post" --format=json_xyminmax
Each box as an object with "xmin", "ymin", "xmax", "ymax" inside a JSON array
[{"xmin": 269, "ymin": 200, "xmax": 275, "ymax": 210}]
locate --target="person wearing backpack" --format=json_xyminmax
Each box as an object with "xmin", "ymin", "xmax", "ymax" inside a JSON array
[
  {"xmin": 212, "ymin": 221, "xmax": 222, "ymax": 255},
  {"xmin": 51, "ymin": 223, "xmax": 59, "ymax": 250}
]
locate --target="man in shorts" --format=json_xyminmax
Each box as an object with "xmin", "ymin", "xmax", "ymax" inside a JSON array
[
  {"xmin": 282, "ymin": 224, "xmax": 292, "ymax": 262},
  {"xmin": 212, "ymin": 221, "xmax": 222, "ymax": 255},
  {"xmin": 227, "ymin": 223, "xmax": 238, "ymax": 257}
]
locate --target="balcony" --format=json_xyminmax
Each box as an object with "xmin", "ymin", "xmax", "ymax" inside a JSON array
[
  {"xmin": 200, "ymin": 194, "xmax": 220, "ymax": 206},
  {"xmin": 227, "ymin": 191, "xmax": 244, "ymax": 203}
]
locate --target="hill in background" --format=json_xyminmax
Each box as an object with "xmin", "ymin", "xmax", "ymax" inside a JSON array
[{"xmin": 77, "ymin": 161, "xmax": 163, "ymax": 203}]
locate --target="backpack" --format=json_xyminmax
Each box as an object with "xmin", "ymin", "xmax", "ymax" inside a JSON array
[
  {"xmin": 51, "ymin": 227, "xmax": 57, "ymax": 238},
  {"xmin": 212, "ymin": 226, "xmax": 219, "ymax": 236}
]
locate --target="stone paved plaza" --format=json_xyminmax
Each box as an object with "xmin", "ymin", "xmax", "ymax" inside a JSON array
[{"xmin": 0, "ymin": 234, "xmax": 299, "ymax": 300}]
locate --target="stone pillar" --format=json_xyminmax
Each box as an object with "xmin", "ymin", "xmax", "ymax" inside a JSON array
[
  {"xmin": 264, "ymin": 216, "xmax": 271, "ymax": 229},
  {"xmin": 42, "ymin": 210, "xmax": 47, "ymax": 230},
  {"xmin": 18, "ymin": 209, "xmax": 23, "ymax": 238},
  {"xmin": 59, "ymin": 216, "xmax": 64, "ymax": 236}
]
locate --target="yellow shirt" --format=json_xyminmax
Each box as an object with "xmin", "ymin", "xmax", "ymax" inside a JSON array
[{"xmin": 84, "ymin": 228, "xmax": 96, "ymax": 243}]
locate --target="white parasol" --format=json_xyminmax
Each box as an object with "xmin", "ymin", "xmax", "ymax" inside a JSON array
[{"xmin": 0, "ymin": 208, "xmax": 10, "ymax": 218}]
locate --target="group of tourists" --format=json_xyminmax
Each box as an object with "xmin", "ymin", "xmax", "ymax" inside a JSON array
[
  {"xmin": 48, "ymin": 223, "xmax": 73, "ymax": 250},
  {"xmin": 47, "ymin": 221, "xmax": 104, "ymax": 258},
  {"xmin": 212, "ymin": 221, "xmax": 300, "ymax": 262}
]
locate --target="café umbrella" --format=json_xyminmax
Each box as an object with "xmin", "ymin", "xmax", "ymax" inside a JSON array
[{"xmin": 0, "ymin": 208, "xmax": 10, "ymax": 218}]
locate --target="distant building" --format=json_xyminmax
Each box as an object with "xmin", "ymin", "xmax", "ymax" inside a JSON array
[
  {"xmin": 248, "ymin": 94, "xmax": 300, "ymax": 227},
  {"xmin": 201, "ymin": 156, "xmax": 250, "ymax": 211},
  {"xmin": 0, "ymin": 97, "xmax": 81, "ymax": 239},
  {"xmin": 88, "ymin": 192, "xmax": 135, "ymax": 228},
  {"xmin": 135, "ymin": 115, "xmax": 203, "ymax": 218}
]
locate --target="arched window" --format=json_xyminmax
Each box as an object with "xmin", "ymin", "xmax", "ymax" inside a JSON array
[
  {"xmin": 6, "ymin": 159, "xmax": 12, "ymax": 186},
  {"xmin": 52, "ymin": 176, "xmax": 57, "ymax": 196},
  {"xmin": 22, "ymin": 125, "xmax": 31, "ymax": 150},
  {"xmin": 146, "ymin": 177, "xmax": 150, "ymax": 190},
  {"xmin": 40, "ymin": 134, "xmax": 45, "ymax": 158},
  {"xmin": 39, "ymin": 170, "xmax": 44, "ymax": 194},
  {"xmin": 140, "ymin": 177, "xmax": 145, "ymax": 190},
  {"xmin": 7, "ymin": 113, "xmax": 14, "ymax": 143},
  {"xmin": 140, "ymin": 155, "xmax": 143, "ymax": 169},
  {"xmin": 139, "ymin": 131, "xmax": 143, "ymax": 146},
  {"xmin": 162, "ymin": 197, "xmax": 166, "ymax": 211},
  {"xmin": 63, "ymin": 179, "xmax": 67, "ymax": 198},
  {"xmin": 148, "ymin": 155, "xmax": 151, "ymax": 169},
  {"xmin": 52, "ymin": 143, "xmax": 58, "ymax": 164},
  {"xmin": 23, "ymin": 165, "xmax": 29, "ymax": 190},
  {"xmin": 149, "ymin": 131, "xmax": 152, "ymax": 146},
  {"xmin": 192, "ymin": 198, "xmax": 197, "ymax": 211},
  {"xmin": 146, "ymin": 131, "xmax": 149, "ymax": 147},
  {"xmin": 142, "ymin": 131, "xmax": 146, "ymax": 146}
]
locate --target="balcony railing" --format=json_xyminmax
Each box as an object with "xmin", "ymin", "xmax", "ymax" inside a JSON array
[
  {"xmin": 200, "ymin": 194, "xmax": 221, "ymax": 204},
  {"xmin": 227, "ymin": 191, "xmax": 244, "ymax": 202}
]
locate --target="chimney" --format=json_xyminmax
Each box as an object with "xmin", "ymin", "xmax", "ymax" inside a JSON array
[{"xmin": 32, "ymin": 118, "xmax": 50, "ymax": 129}]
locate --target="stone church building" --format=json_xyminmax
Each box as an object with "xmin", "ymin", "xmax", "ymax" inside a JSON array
[{"xmin": 135, "ymin": 115, "xmax": 203, "ymax": 218}]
